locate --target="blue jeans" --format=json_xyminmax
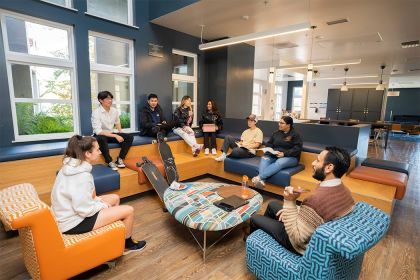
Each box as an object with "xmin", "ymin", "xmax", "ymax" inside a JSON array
[{"xmin": 258, "ymin": 156, "xmax": 298, "ymax": 180}]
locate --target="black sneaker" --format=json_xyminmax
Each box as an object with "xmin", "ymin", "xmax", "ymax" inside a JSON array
[{"xmin": 123, "ymin": 240, "xmax": 146, "ymax": 255}]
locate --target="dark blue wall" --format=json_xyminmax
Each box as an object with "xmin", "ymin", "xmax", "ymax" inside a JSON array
[
  {"xmin": 205, "ymin": 48, "xmax": 228, "ymax": 116},
  {"xmin": 286, "ymin": 80, "xmax": 303, "ymax": 111},
  {"xmin": 0, "ymin": 0, "xmax": 205, "ymax": 148},
  {"xmin": 149, "ymin": 0, "xmax": 198, "ymax": 20},
  {"xmin": 384, "ymin": 88, "xmax": 420, "ymax": 121}
]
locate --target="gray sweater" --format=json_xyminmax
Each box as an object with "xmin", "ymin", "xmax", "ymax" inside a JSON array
[{"xmin": 51, "ymin": 158, "xmax": 107, "ymax": 233}]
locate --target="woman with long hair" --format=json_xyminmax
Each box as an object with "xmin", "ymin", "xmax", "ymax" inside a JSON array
[
  {"xmin": 51, "ymin": 135, "xmax": 146, "ymax": 255},
  {"xmin": 199, "ymin": 100, "xmax": 223, "ymax": 155},
  {"xmin": 172, "ymin": 95, "xmax": 203, "ymax": 156}
]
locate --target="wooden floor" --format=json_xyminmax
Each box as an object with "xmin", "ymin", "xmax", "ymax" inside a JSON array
[{"xmin": 0, "ymin": 139, "xmax": 418, "ymax": 280}]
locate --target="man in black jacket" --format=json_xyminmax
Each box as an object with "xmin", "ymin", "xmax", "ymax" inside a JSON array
[{"xmin": 139, "ymin": 94, "xmax": 172, "ymax": 137}]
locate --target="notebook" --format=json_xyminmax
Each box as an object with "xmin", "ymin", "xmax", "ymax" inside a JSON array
[
  {"xmin": 202, "ymin": 124, "xmax": 216, "ymax": 132},
  {"xmin": 213, "ymin": 195, "xmax": 248, "ymax": 212}
]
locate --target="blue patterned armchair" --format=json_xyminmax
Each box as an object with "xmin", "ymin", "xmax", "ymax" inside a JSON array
[{"xmin": 246, "ymin": 202, "xmax": 390, "ymax": 280}]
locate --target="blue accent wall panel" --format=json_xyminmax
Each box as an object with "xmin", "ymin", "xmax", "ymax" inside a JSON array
[
  {"xmin": 149, "ymin": 0, "xmax": 199, "ymax": 20},
  {"xmin": 384, "ymin": 88, "xmax": 420, "ymax": 121},
  {"xmin": 0, "ymin": 0, "xmax": 204, "ymax": 148}
]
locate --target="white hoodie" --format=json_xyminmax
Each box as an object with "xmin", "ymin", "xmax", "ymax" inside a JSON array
[{"xmin": 51, "ymin": 157, "xmax": 107, "ymax": 233}]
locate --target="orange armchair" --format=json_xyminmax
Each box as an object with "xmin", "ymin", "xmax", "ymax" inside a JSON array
[{"xmin": 0, "ymin": 183, "xmax": 125, "ymax": 280}]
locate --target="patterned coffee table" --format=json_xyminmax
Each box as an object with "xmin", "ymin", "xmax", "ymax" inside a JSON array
[{"xmin": 163, "ymin": 182, "xmax": 263, "ymax": 261}]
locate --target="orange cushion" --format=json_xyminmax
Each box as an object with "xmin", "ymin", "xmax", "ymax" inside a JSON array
[
  {"xmin": 124, "ymin": 156, "xmax": 166, "ymax": 184},
  {"xmin": 349, "ymin": 166, "xmax": 408, "ymax": 200}
]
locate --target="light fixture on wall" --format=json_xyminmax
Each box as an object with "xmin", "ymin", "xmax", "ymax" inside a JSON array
[
  {"xmin": 306, "ymin": 26, "xmax": 317, "ymax": 82},
  {"xmin": 341, "ymin": 67, "xmax": 349, "ymax": 91},
  {"xmin": 376, "ymin": 65, "xmax": 386, "ymax": 90},
  {"xmin": 198, "ymin": 22, "xmax": 310, "ymax": 50}
]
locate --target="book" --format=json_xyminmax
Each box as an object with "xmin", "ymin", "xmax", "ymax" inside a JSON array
[{"xmin": 257, "ymin": 147, "xmax": 278, "ymax": 155}]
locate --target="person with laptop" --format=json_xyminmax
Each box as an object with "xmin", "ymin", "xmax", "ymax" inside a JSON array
[
  {"xmin": 199, "ymin": 99, "xmax": 223, "ymax": 155},
  {"xmin": 215, "ymin": 114, "xmax": 263, "ymax": 161},
  {"xmin": 249, "ymin": 146, "xmax": 355, "ymax": 255}
]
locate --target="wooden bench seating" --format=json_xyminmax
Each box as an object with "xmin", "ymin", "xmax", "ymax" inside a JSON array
[{"xmin": 0, "ymin": 138, "xmax": 397, "ymax": 214}]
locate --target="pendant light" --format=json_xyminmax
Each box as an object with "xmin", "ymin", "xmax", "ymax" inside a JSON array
[
  {"xmin": 341, "ymin": 67, "xmax": 349, "ymax": 91},
  {"xmin": 269, "ymin": 37, "xmax": 275, "ymax": 84},
  {"xmin": 306, "ymin": 25, "xmax": 316, "ymax": 82},
  {"xmin": 376, "ymin": 65, "xmax": 386, "ymax": 90}
]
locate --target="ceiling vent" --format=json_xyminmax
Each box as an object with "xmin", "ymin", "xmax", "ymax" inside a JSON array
[
  {"xmin": 401, "ymin": 40, "xmax": 419, "ymax": 48},
  {"xmin": 326, "ymin": 18, "xmax": 349, "ymax": 25}
]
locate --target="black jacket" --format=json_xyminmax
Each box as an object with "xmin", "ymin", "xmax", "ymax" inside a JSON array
[
  {"xmin": 199, "ymin": 110, "xmax": 223, "ymax": 131},
  {"xmin": 265, "ymin": 128, "xmax": 303, "ymax": 159},
  {"xmin": 173, "ymin": 107, "xmax": 193, "ymax": 128},
  {"xmin": 139, "ymin": 105, "xmax": 166, "ymax": 135}
]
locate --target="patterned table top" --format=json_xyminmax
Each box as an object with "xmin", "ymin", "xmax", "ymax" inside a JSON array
[{"xmin": 163, "ymin": 182, "xmax": 263, "ymax": 231}]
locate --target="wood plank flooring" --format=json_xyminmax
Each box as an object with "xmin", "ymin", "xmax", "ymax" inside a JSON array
[{"xmin": 0, "ymin": 138, "xmax": 418, "ymax": 280}]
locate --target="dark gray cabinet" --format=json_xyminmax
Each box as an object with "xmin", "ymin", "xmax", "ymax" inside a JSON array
[
  {"xmin": 351, "ymin": 89, "xmax": 384, "ymax": 121},
  {"xmin": 327, "ymin": 88, "xmax": 384, "ymax": 121},
  {"xmin": 326, "ymin": 89, "xmax": 353, "ymax": 120}
]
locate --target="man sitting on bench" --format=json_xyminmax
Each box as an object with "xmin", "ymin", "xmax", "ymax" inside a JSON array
[
  {"xmin": 140, "ymin": 93, "xmax": 173, "ymax": 137},
  {"xmin": 249, "ymin": 147, "xmax": 355, "ymax": 255}
]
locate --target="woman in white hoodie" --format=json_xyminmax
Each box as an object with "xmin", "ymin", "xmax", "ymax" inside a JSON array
[{"xmin": 51, "ymin": 135, "xmax": 146, "ymax": 254}]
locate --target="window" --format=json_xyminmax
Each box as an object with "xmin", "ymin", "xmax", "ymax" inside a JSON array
[
  {"xmin": 172, "ymin": 49, "xmax": 198, "ymax": 126},
  {"xmin": 292, "ymin": 87, "xmax": 303, "ymax": 113},
  {"xmin": 0, "ymin": 10, "xmax": 78, "ymax": 141},
  {"xmin": 89, "ymin": 32, "xmax": 134, "ymax": 131},
  {"xmin": 86, "ymin": 0, "xmax": 133, "ymax": 25},
  {"xmin": 40, "ymin": 0, "xmax": 73, "ymax": 8},
  {"xmin": 252, "ymin": 82, "xmax": 262, "ymax": 117},
  {"xmin": 274, "ymin": 85, "xmax": 283, "ymax": 120}
]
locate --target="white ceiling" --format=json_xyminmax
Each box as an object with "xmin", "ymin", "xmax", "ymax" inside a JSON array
[{"xmin": 152, "ymin": 0, "xmax": 420, "ymax": 88}]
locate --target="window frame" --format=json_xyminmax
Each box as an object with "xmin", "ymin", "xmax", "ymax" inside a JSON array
[
  {"xmin": 88, "ymin": 31, "xmax": 135, "ymax": 132},
  {"xmin": 292, "ymin": 86, "xmax": 303, "ymax": 113},
  {"xmin": 252, "ymin": 82, "xmax": 263, "ymax": 117},
  {"xmin": 85, "ymin": 0, "xmax": 134, "ymax": 26},
  {"xmin": 171, "ymin": 49, "xmax": 198, "ymax": 127},
  {"xmin": 0, "ymin": 9, "xmax": 79, "ymax": 142},
  {"xmin": 39, "ymin": 0, "xmax": 76, "ymax": 11}
]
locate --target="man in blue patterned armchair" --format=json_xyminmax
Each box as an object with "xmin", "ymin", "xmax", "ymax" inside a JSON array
[{"xmin": 249, "ymin": 146, "xmax": 355, "ymax": 255}]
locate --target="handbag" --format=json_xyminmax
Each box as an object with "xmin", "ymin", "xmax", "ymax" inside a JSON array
[{"xmin": 202, "ymin": 123, "xmax": 216, "ymax": 132}]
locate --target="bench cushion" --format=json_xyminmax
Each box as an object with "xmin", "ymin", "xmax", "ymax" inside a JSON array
[
  {"xmin": 302, "ymin": 141, "xmax": 358, "ymax": 157},
  {"xmin": 124, "ymin": 156, "xmax": 165, "ymax": 184},
  {"xmin": 224, "ymin": 157, "xmax": 305, "ymax": 187},
  {"xmin": 91, "ymin": 164, "xmax": 120, "ymax": 195},
  {"xmin": 349, "ymin": 166, "xmax": 408, "ymax": 200},
  {"xmin": 361, "ymin": 158, "xmax": 409, "ymax": 176}
]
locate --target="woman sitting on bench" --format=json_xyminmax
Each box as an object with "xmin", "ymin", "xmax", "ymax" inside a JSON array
[
  {"xmin": 51, "ymin": 135, "xmax": 146, "ymax": 255},
  {"xmin": 252, "ymin": 116, "xmax": 303, "ymax": 188},
  {"xmin": 172, "ymin": 95, "xmax": 203, "ymax": 156}
]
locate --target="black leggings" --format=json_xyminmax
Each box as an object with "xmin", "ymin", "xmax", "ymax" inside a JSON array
[{"xmin": 203, "ymin": 132, "xmax": 217, "ymax": 149}]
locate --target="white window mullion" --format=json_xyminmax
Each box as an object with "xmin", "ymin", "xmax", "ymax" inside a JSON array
[{"xmin": 90, "ymin": 64, "xmax": 132, "ymax": 75}]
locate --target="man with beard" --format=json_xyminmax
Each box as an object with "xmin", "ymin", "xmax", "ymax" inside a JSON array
[{"xmin": 249, "ymin": 146, "xmax": 355, "ymax": 255}]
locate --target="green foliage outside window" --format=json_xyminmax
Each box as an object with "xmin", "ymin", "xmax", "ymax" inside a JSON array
[{"xmin": 16, "ymin": 103, "xmax": 73, "ymax": 135}]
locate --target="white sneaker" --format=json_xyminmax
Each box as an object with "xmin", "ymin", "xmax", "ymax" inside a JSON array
[
  {"xmin": 211, "ymin": 148, "xmax": 217, "ymax": 155},
  {"xmin": 108, "ymin": 162, "xmax": 118, "ymax": 171},
  {"xmin": 215, "ymin": 153, "xmax": 227, "ymax": 162},
  {"xmin": 115, "ymin": 158, "xmax": 126, "ymax": 168},
  {"xmin": 252, "ymin": 176, "xmax": 260, "ymax": 185},
  {"xmin": 204, "ymin": 148, "xmax": 209, "ymax": 155}
]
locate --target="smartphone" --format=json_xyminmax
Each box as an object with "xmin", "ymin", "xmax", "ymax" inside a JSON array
[
  {"xmin": 293, "ymin": 188, "xmax": 310, "ymax": 194},
  {"xmin": 215, "ymin": 202, "xmax": 234, "ymax": 212}
]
